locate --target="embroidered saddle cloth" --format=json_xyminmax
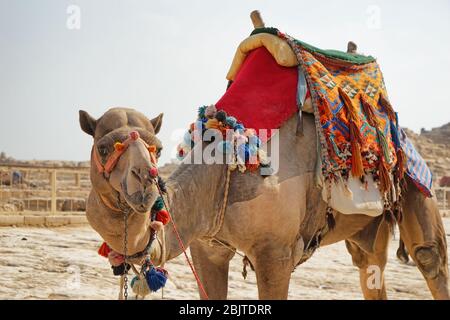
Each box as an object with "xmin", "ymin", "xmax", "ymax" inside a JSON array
[{"xmin": 216, "ymin": 27, "xmax": 432, "ymax": 202}]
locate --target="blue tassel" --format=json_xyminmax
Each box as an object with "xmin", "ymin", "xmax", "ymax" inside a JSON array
[{"xmin": 145, "ymin": 267, "xmax": 167, "ymax": 292}]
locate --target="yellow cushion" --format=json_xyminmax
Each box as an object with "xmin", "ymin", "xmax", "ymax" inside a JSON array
[{"xmin": 226, "ymin": 33, "xmax": 298, "ymax": 81}]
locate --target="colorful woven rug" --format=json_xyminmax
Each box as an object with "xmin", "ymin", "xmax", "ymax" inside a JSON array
[
  {"xmin": 214, "ymin": 27, "xmax": 432, "ymax": 198},
  {"xmin": 399, "ymin": 128, "xmax": 433, "ymax": 196},
  {"xmin": 284, "ymin": 34, "xmax": 401, "ymax": 192}
]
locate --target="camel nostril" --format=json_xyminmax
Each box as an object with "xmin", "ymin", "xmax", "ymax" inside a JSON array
[{"xmin": 131, "ymin": 168, "xmax": 141, "ymax": 182}]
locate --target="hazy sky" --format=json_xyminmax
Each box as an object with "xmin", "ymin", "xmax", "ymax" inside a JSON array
[{"xmin": 1, "ymin": 0, "xmax": 449, "ymax": 164}]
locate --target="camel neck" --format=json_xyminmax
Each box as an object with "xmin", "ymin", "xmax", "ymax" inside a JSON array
[{"xmin": 162, "ymin": 163, "xmax": 227, "ymax": 261}]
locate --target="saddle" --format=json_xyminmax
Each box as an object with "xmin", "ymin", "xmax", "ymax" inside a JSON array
[{"xmin": 216, "ymin": 27, "xmax": 432, "ymax": 216}]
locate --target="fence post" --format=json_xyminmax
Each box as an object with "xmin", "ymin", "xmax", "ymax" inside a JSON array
[
  {"xmin": 75, "ymin": 172, "xmax": 81, "ymax": 187},
  {"xmin": 444, "ymin": 188, "xmax": 447, "ymax": 211},
  {"xmin": 51, "ymin": 170, "xmax": 57, "ymax": 213}
]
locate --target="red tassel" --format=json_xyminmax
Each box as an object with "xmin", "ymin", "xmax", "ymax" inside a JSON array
[
  {"xmin": 378, "ymin": 157, "xmax": 391, "ymax": 194},
  {"xmin": 98, "ymin": 242, "xmax": 111, "ymax": 258},
  {"xmin": 156, "ymin": 210, "xmax": 171, "ymax": 225}
]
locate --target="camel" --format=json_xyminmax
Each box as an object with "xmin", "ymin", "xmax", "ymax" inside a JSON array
[{"xmin": 79, "ymin": 106, "xmax": 449, "ymax": 300}]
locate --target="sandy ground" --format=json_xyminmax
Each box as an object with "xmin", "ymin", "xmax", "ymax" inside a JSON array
[{"xmin": 0, "ymin": 218, "xmax": 449, "ymax": 300}]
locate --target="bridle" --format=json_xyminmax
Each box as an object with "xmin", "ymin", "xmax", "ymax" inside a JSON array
[
  {"xmin": 91, "ymin": 129, "xmax": 159, "ymax": 213},
  {"xmin": 92, "ymin": 130, "xmax": 158, "ymax": 179},
  {"xmin": 90, "ymin": 129, "xmax": 210, "ymax": 300},
  {"xmin": 90, "ymin": 130, "xmax": 167, "ymax": 299}
]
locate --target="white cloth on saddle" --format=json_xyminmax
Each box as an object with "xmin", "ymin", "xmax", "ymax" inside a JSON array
[
  {"xmin": 320, "ymin": 174, "xmax": 383, "ymax": 217},
  {"xmin": 315, "ymin": 144, "xmax": 383, "ymax": 217}
]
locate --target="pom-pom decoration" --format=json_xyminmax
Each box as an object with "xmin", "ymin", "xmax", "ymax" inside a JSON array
[
  {"xmin": 149, "ymin": 167, "xmax": 158, "ymax": 178},
  {"xmin": 244, "ymin": 128, "xmax": 256, "ymax": 137},
  {"xmin": 198, "ymin": 105, "xmax": 207, "ymax": 119},
  {"xmin": 205, "ymin": 105, "xmax": 217, "ymax": 118},
  {"xmin": 131, "ymin": 276, "xmax": 151, "ymax": 297},
  {"xmin": 176, "ymin": 143, "xmax": 191, "ymax": 161},
  {"xmin": 145, "ymin": 267, "xmax": 168, "ymax": 292},
  {"xmin": 147, "ymin": 145, "xmax": 157, "ymax": 153},
  {"xmin": 130, "ymin": 131, "xmax": 140, "ymax": 141},
  {"xmin": 156, "ymin": 210, "xmax": 171, "ymax": 225},
  {"xmin": 152, "ymin": 196, "xmax": 164, "ymax": 212},
  {"xmin": 225, "ymin": 116, "xmax": 237, "ymax": 128},
  {"xmin": 234, "ymin": 123, "xmax": 245, "ymax": 134},
  {"xmin": 215, "ymin": 110, "xmax": 227, "ymax": 122},
  {"xmin": 98, "ymin": 242, "xmax": 111, "ymax": 258},
  {"xmin": 176, "ymin": 105, "xmax": 269, "ymax": 174},
  {"xmin": 114, "ymin": 142, "xmax": 125, "ymax": 152},
  {"xmin": 157, "ymin": 176, "xmax": 167, "ymax": 194},
  {"xmin": 205, "ymin": 118, "xmax": 220, "ymax": 130}
]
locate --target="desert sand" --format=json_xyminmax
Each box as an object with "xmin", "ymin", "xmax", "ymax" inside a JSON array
[{"xmin": 0, "ymin": 217, "xmax": 448, "ymax": 300}]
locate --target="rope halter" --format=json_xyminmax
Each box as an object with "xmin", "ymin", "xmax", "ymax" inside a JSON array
[{"xmin": 92, "ymin": 130, "xmax": 158, "ymax": 179}]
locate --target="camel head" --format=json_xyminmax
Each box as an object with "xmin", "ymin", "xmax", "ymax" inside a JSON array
[{"xmin": 79, "ymin": 107, "xmax": 163, "ymax": 214}]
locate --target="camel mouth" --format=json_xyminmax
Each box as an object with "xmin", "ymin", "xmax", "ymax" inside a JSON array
[
  {"xmin": 120, "ymin": 181, "xmax": 159, "ymax": 214},
  {"xmin": 125, "ymin": 192, "xmax": 158, "ymax": 214}
]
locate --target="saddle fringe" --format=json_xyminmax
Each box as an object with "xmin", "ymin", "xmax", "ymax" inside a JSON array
[{"xmin": 339, "ymin": 87, "xmax": 364, "ymax": 178}]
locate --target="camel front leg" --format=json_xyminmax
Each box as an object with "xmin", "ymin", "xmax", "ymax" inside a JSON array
[
  {"xmin": 248, "ymin": 245, "xmax": 293, "ymax": 300},
  {"xmin": 400, "ymin": 180, "xmax": 449, "ymax": 300},
  {"xmin": 190, "ymin": 239, "xmax": 235, "ymax": 300},
  {"xmin": 345, "ymin": 221, "xmax": 391, "ymax": 300}
]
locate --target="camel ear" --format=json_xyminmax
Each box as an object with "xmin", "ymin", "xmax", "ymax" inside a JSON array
[
  {"xmin": 150, "ymin": 113, "xmax": 163, "ymax": 135},
  {"xmin": 79, "ymin": 110, "xmax": 97, "ymax": 137}
]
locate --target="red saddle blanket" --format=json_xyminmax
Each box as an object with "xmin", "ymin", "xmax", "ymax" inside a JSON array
[{"xmin": 215, "ymin": 47, "xmax": 298, "ymax": 141}]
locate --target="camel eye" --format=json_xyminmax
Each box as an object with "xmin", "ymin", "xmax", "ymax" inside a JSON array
[
  {"xmin": 98, "ymin": 146, "xmax": 109, "ymax": 157},
  {"xmin": 156, "ymin": 148, "xmax": 162, "ymax": 158}
]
